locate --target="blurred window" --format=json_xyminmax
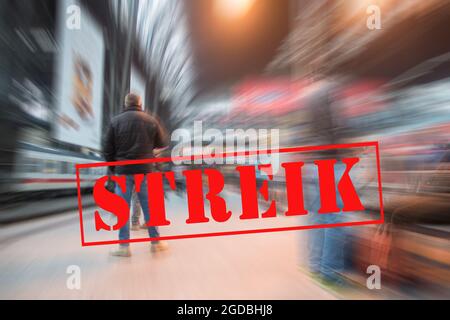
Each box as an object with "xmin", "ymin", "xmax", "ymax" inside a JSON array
[
  {"xmin": 60, "ymin": 161, "xmax": 69, "ymax": 174},
  {"xmin": 43, "ymin": 160, "xmax": 57, "ymax": 174},
  {"xmin": 69, "ymin": 163, "xmax": 76, "ymax": 175}
]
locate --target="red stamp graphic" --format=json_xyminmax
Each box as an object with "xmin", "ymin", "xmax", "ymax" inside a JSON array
[{"xmin": 76, "ymin": 141, "xmax": 384, "ymax": 246}]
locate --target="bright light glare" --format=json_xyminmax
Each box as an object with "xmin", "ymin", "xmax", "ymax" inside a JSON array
[{"xmin": 214, "ymin": 0, "xmax": 256, "ymax": 19}]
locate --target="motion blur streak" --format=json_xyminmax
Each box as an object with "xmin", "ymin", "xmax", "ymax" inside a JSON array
[{"xmin": 0, "ymin": 0, "xmax": 449, "ymax": 299}]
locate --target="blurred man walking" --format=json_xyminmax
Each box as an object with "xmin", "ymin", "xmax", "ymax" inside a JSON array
[{"xmin": 103, "ymin": 93, "xmax": 169, "ymax": 257}]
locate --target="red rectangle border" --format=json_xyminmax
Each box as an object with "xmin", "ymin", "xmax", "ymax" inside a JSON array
[{"xmin": 76, "ymin": 141, "xmax": 384, "ymax": 246}]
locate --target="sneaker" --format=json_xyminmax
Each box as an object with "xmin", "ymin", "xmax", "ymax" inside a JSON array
[
  {"xmin": 131, "ymin": 224, "xmax": 141, "ymax": 231},
  {"xmin": 110, "ymin": 246, "xmax": 131, "ymax": 257},
  {"xmin": 151, "ymin": 241, "xmax": 169, "ymax": 253}
]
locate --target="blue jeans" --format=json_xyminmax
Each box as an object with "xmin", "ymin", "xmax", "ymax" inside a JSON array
[
  {"xmin": 307, "ymin": 212, "xmax": 348, "ymax": 284},
  {"xmin": 131, "ymin": 189, "xmax": 142, "ymax": 225},
  {"xmin": 115, "ymin": 174, "xmax": 160, "ymax": 246},
  {"xmin": 305, "ymin": 164, "xmax": 349, "ymax": 285}
]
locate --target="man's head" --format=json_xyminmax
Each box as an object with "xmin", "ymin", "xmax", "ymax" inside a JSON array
[{"xmin": 124, "ymin": 92, "xmax": 142, "ymax": 109}]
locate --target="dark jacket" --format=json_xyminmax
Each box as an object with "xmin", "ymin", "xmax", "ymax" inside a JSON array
[{"xmin": 103, "ymin": 106, "xmax": 168, "ymax": 174}]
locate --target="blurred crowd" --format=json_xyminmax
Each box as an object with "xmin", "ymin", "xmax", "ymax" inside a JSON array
[{"xmin": 218, "ymin": 76, "xmax": 450, "ymax": 298}]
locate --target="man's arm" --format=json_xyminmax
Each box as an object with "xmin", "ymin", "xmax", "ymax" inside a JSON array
[
  {"xmin": 153, "ymin": 117, "xmax": 169, "ymax": 149},
  {"xmin": 103, "ymin": 122, "xmax": 116, "ymax": 163}
]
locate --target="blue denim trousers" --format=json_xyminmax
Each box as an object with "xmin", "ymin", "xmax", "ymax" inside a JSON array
[
  {"xmin": 114, "ymin": 174, "xmax": 160, "ymax": 246},
  {"xmin": 131, "ymin": 189, "xmax": 142, "ymax": 225},
  {"xmin": 307, "ymin": 211, "xmax": 348, "ymax": 284},
  {"xmin": 305, "ymin": 163, "xmax": 350, "ymax": 284}
]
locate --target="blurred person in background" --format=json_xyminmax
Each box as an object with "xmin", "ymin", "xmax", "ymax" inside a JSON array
[
  {"xmin": 302, "ymin": 79, "xmax": 359, "ymax": 288},
  {"xmin": 103, "ymin": 93, "xmax": 169, "ymax": 257}
]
